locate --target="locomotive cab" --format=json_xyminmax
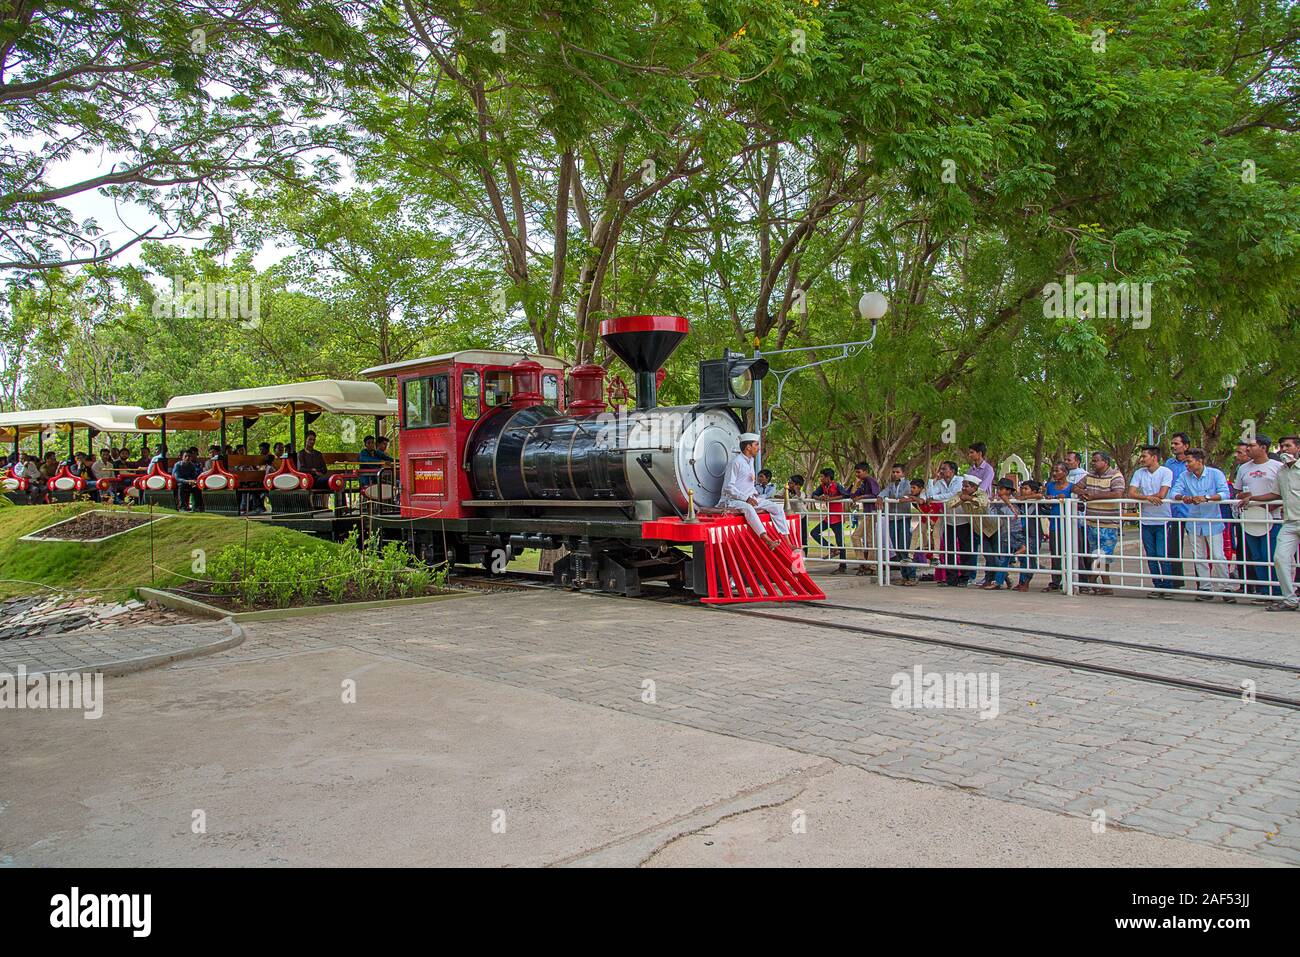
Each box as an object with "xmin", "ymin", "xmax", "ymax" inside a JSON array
[{"xmin": 361, "ymin": 351, "xmax": 568, "ymax": 521}]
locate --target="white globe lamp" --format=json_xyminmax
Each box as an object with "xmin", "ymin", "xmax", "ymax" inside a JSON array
[{"xmin": 858, "ymin": 291, "xmax": 888, "ymax": 322}]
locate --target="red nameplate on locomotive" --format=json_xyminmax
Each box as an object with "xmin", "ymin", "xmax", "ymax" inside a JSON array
[{"xmin": 411, "ymin": 456, "xmax": 447, "ymax": 497}]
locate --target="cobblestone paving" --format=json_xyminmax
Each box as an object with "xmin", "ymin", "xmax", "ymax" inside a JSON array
[
  {"xmin": 0, "ymin": 621, "xmax": 243, "ymax": 676},
  {"xmin": 193, "ymin": 589, "xmax": 1300, "ymax": 865},
  {"xmin": 815, "ymin": 575, "xmax": 1300, "ymax": 667},
  {"xmin": 777, "ymin": 605, "xmax": 1300, "ymax": 703}
]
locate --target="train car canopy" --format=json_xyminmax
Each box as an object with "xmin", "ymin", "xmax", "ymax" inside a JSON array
[
  {"xmin": 136, "ymin": 379, "xmax": 398, "ymax": 431},
  {"xmin": 0, "ymin": 404, "xmax": 158, "ymax": 442},
  {"xmin": 360, "ymin": 350, "xmax": 567, "ymax": 379}
]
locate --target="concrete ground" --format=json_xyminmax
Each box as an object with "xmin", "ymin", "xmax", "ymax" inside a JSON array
[{"xmin": 1, "ymin": 581, "xmax": 1291, "ymax": 867}]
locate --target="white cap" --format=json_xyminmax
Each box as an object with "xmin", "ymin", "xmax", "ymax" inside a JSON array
[
  {"xmin": 960, "ymin": 473, "xmax": 981, "ymax": 485},
  {"xmin": 738, "ymin": 433, "xmax": 760, "ymax": 445}
]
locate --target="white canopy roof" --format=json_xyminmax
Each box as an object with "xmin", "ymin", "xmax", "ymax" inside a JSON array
[
  {"xmin": 362, "ymin": 350, "xmax": 568, "ymax": 378},
  {"xmin": 0, "ymin": 404, "xmax": 156, "ymax": 441},
  {"xmin": 137, "ymin": 379, "xmax": 398, "ymax": 430}
]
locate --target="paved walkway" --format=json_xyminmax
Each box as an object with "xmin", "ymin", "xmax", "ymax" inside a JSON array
[
  {"xmin": 0, "ymin": 598, "xmax": 1269, "ymax": 867},
  {"xmin": 153, "ymin": 584, "xmax": 1298, "ymax": 865},
  {"xmin": 0, "ymin": 620, "xmax": 243, "ymax": 676}
]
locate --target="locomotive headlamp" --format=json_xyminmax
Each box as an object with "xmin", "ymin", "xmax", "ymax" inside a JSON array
[
  {"xmin": 698, "ymin": 351, "xmax": 769, "ymax": 408},
  {"xmin": 728, "ymin": 356, "xmax": 769, "ymax": 399}
]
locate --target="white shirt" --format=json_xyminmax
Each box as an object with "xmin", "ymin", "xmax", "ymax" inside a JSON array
[
  {"xmin": 1066, "ymin": 466, "xmax": 1087, "ymax": 486},
  {"xmin": 1128, "ymin": 465, "xmax": 1173, "ymax": 523},
  {"xmin": 1236, "ymin": 458, "xmax": 1283, "ymax": 513},
  {"xmin": 925, "ymin": 476, "xmax": 962, "ymax": 502},
  {"xmin": 721, "ymin": 453, "xmax": 757, "ymax": 502}
]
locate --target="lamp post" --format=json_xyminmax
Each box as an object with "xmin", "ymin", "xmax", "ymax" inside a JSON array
[
  {"xmin": 1151, "ymin": 373, "xmax": 1237, "ymax": 444},
  {"xmin": 751, "ymin": 291, "xmax": 888, "ymax": 472}
]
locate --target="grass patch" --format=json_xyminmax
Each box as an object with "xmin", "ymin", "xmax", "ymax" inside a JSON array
[
  {"xmin": 506, "ymin": 549, "xmax": 541, "ymax": 572},
  {"xmin": 0, "ymin": 502, "xmax": 344, "ymax": 601}
]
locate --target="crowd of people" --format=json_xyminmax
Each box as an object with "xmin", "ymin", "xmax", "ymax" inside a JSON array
[
  {"xmin": 164, "ymin": 432, "xmax": 394, "ymax": 513},
  {"xmin": 7, "ymin": 444, "xmax": 153, "ymax": 505},
  {"xmin": 5, "ymin": 432, "xmax": 395, "ymax": 514},
  {"xmin": 753, "ymin": 434, "xmax": 1300, "ymax": 612}
]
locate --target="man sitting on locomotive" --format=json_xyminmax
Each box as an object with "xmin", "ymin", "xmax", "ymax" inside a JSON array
[{"xmin": 720, "ymin": 433, "xmax": 790, "ymax": 550}]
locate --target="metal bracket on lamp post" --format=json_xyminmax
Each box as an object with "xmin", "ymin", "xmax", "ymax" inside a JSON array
[
  {"xmin": 1149, "ymin": 375, "xmax": 1237, "ymax": 444},
  {"xmin": 752, "ymin": 292, "xmax": 886, "ymax": 472}
]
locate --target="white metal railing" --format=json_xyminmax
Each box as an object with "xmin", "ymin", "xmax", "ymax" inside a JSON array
[{"xmin": 780, "ymin": 495, "xmax": 1298, "ymax": 601}]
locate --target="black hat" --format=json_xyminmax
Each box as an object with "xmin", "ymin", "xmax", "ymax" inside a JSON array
[{"xmin": 996, "ymin": 477, "xmax": 1016, "ymax": 491}]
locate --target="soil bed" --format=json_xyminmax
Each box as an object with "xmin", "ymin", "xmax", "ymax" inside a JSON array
[{"xmin": 25, "ymin": 510, "xmax": 155, "ymax": 542}]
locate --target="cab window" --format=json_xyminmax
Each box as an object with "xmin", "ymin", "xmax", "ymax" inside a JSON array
[
  {"xmin": 430, "ymin": 373, "xmax": 449, "ymax": 425},
  {"xmin": 402, "ymin": 378, "xmax": 429, "ymax": 428},
  {"xmin": 483, "ymin": 371, "xmax": 513, "ymax": 408},
  {"xmin": 403, "ymin": 373, "xmax": 450, "ymax": 428},
  {"xmin": 461, "ymin": 370, "xmax": 481, "ymax": 420},
  {"xmin": 542, "ymin": 373, "xmax": 559, "ymax": 404}
]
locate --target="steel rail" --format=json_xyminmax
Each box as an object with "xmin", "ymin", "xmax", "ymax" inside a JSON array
[
  {"xmin": 812, "ymin": 601, "xmax": 1300, "ymax": 673},
  {"xmin": 721, "ymin": 606, "xmax": 1300, "ymax": 712}
]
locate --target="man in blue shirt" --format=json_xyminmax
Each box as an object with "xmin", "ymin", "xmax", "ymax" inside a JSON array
[
  {"xmin": 1171, "ymin": 448, "xmax": 1235, "ymax": 602},
  {"xmin": 358, "ymin": 435, "xmax": 383, "ymax": 487},
  {"xmin": 881, "ymin": 463, "xmax": 915, "ymax": 582},
  {"xmin": 357, "ymin": 435, "xmax": 395, "ymax": 493},
  {"xmin": 1163, "ymin": 432, "xmax": 1192, "ymax": 590},
  {"xmin": 171, "ymin": 449, "xmax": 203, "ymax": 512},
  {"xmin": 1040, "ymin": 461, "xmax": 1073, "ymax": 591}
]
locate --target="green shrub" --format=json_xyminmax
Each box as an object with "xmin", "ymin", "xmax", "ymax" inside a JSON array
[{"xmin": 205, "ymin": 531, "xmax": 440, "ymax": 608}]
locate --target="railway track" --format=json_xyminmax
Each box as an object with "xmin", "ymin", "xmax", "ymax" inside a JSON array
[
  {"xmin": 447, "ymin": 568, "xmax": 556, "ymax": 593},
  {"xmin": 720, "ymin": 601, "xmax": 1300, "ymax": 712},
  {"xmin": 814, "ymin": 600, "xmax": 1300, "ymax": 673},
  {"xmin": 445, "ymin": 569, "xmax": 1300, "ymax": 710}
]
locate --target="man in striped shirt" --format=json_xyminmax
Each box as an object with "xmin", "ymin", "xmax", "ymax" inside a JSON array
[{"xmin": 1074, "ymin": 451, "xmax": 1125, "ymax": 595}]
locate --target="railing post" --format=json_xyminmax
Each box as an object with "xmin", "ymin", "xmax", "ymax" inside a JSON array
[
  {"xmin": 878, "ymin": 498, "xmax": 889, "ymax": 586},
  {"xmin": 1063, "ymin": 498, "xmax": 1076, "ymax": 596}
]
